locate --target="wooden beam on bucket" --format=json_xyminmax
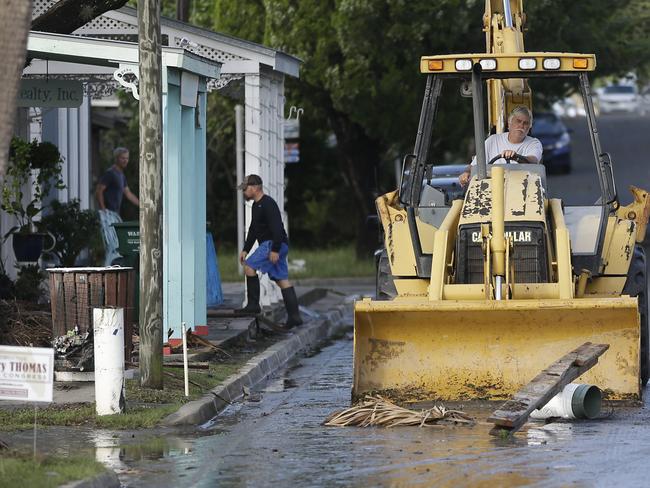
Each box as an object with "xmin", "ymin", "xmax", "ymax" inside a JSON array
[{"xmin": 488, "ymin": 342, "xmax": 609, "ymax": 436}]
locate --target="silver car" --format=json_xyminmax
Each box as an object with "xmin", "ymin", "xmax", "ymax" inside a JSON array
[{"xmin": 599, "ymin": 85, "xmax": 639, "ymax": 114}]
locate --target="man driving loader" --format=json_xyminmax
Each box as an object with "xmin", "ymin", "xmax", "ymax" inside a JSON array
[{"xmin": 458, "ymin": 106, "xmax": 542, "ymax": 186}]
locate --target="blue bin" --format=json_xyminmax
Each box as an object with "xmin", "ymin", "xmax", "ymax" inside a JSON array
[{"xmin": 206, "ymin": 233, "xmax": 223, "ymax": 307}]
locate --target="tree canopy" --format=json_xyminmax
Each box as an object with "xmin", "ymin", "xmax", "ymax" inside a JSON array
[{"xmin": 173, "ymin": 1, "xmax": 650, "ymax": 251}]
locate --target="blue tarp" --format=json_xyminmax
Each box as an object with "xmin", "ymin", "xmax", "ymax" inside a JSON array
[{"xmin": 206, "ymin": 233, "xmax": 223, "ymax": 307}]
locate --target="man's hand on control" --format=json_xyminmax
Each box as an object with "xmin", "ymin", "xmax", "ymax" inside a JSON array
[
  {"xmin": 269, "ymin": 251, "xmax": 280, "ymax": 264},
  {"xmin": 239, "ymin": 251, "xmax": 247, "ymax": 265},
  {"xmin": 501, "ymin": 150, "xmax": 517, "ymax": 160},
  {"xmin": 459, "ymin": 171, "xmax": 471, "ymax": 187}
]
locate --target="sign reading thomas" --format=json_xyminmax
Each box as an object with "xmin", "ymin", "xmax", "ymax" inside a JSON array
[
  {"xmin": 0, "ymin": 345, "xmax": 54, "ymax": 403},
  {"xmin": 17, "ymin": 79, "xmax": 83, "ymax": 108}
]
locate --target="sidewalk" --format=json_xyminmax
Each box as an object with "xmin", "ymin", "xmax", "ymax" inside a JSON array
[{"xmin": 163, "ymin": 281, "xmax": 365, "ymax": 425}]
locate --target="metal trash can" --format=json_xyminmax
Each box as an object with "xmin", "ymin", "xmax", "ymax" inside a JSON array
[{"xmin": 47, "ymin": 267, "xmax": 135, "ymax": 363}]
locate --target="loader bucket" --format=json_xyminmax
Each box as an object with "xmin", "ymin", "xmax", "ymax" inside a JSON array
[{"xmin": 353, "ymin": 297, "xmax": 641, "ymax": 402}]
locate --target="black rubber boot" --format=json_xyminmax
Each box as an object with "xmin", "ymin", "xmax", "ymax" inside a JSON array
[
  {"xmin": 235, "ymin": 275, "xmax": 261, "ymax": 314},
  {"xmin": 281, "ymin": 286, "xmax": 303, "ymax": 328}
]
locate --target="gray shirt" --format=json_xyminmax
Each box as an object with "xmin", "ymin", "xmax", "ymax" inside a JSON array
[{"xmin": 100, "ymin": 167, "xmax": 127, "ymax": 213}]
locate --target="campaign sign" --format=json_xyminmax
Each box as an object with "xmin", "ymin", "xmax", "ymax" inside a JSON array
[{"xmin": 0, "ymin": 346, "xmax": 54, "ymax": 403}]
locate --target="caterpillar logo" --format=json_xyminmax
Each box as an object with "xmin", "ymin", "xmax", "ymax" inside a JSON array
[{"xmin": 471, "ymin": 230, "xmax": 532, "ymax": 243}]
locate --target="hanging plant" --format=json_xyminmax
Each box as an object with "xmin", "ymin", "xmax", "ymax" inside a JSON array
[{"xmin": 1, "ymin": 137, "xmax": 65, "ymax": 236}]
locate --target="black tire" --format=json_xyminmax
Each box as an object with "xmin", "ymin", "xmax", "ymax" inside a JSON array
[
  {"xmin": 376, "ymin": 249, "xmax": 397, "ymax": 301},
  {"xmin": 623, "ymin": 245, "xmax": 649, "ymax": 386}
]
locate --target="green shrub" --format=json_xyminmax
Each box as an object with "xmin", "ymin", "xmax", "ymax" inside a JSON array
[{"xmin": 38, "ymin": 199, "xmax": 100, "ymax": 266}]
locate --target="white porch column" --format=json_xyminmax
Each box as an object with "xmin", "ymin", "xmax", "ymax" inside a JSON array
[
  {"xmin": 41, "ymin": 98, "xmax": 92, "ymax": 207},
  {"xmin": 244, "ymin": 72, "xmax": 282, "ymax": 306}
]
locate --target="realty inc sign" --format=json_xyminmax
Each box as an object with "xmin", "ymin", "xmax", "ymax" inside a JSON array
[
  {"xmin": 17, "ymin": 79, "xmax": 83, "ymax": 108},
  {"xmin": 0, "ymin": 346, "xmax": 54, "ymax": 403}
]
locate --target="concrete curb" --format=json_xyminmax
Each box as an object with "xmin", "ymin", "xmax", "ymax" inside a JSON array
[
  {"xmin": 162, "ymin": 299, "xmax": 351, "ymax": 426},
  {"xmin": 59, "ymin": 469, "xmax": 120, "ymax": 488}
]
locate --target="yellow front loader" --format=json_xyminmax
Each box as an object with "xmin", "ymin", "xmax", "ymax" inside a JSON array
[{"xmin": 353, "ymin": 3, "xmax": 650, "ymax": 403}]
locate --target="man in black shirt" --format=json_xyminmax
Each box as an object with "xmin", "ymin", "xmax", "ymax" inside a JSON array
[{"xmin": 236, "ymin": 174, "xmax": 303, "ymax": 328}]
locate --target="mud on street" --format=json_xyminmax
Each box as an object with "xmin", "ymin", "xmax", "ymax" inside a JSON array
[{"xmin": 26, "ymin": 328, "xmax": 649, "ymax": 487}]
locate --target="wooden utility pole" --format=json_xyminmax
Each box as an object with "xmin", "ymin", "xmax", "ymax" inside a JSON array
[
  {"xmin": 138, "ymin": 0, "xmax": 164, "ymax": 389},
  {"xmin": 0, "ymin": 1, "xmax": 31, "ymax": 177},
  {"xmin": 176, "ymin": 0, "xmax": 190, "ymax": 22}
]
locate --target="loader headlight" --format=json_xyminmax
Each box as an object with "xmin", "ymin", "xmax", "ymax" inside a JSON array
[
  {"xmin": 543, "ymin": 58, "xmax": 561, "ymax": 70},
  {"xmin": 455, "ymin": 59, "xmax": 473, "ymax": 71},
  {"xmin": 479, "ymin": 58, "xmax": 497, "ymax": 70},
  {"xmin": 518, "ymin": 58, "xmax": 537, "ymax": 70}
]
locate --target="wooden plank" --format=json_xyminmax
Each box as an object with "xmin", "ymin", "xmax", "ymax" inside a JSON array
[
  {"xmin": 75, "ymin": 272, "xmax": 90, "ymax": 334},
  {"xmin": 50, "ymin": 273, "xmax": 64, "ymax": 337},
  {"xmin": 126, "ymin": 269, "xmax": 135, "ymax": 329},
  {"xmin": 125, "ymin": 269, "xmax": 136, "ymax": 363},
  {"xmin": 105, "ymin": 272, "xmax": 117, "ymax": 306},
  {"xmin": 88, "ymin": 272, "xmax": 104, "ymax": 334},
  {"xmin": 163, "ymin": 362, "xmax": 209, "ymax": 369},
  {"xmin": 207, "ymin": 309, "xmax": 259, "ymax": 318},
  {"xmin": 487, "ymin": 342, "xmax": 609, "ymax": 436},
  {"xmin": 62, "ymin": 272, "xmax": 76, "ymax": 334},
  {"xmin": 117, "ymin": 270, "xmax": 131, "ymax": 362}
]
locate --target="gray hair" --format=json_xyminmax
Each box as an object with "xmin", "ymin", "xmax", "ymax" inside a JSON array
[
  {"xmin": 508, "ymin": 106, "xmax": 533, "ymax": 124},
  {"xmin": 113, "ymin": 147, "xmax": 129, "ymax": 160}
]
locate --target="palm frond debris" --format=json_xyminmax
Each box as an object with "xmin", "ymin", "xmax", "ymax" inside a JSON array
[{"xmin": 324, "ymin": 395, "xmax": 474, "ymax": 428}]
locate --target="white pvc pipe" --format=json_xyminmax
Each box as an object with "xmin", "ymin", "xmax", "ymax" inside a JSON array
[
  {"xmin": 182, "ymin": 322, "xmax": 189, "ymax": 397},
  {"xmin": 530, "ymin": 383, "xmax": 602, "ymax": 420},
  {"xmin": 93, "ymin": 307, "xmax": 125, "ymax": 416}
]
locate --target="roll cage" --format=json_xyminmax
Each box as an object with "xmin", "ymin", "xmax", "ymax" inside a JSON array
[{"xmin": 399, "ymin": 57, "xmax": 616, "ymax": 277}]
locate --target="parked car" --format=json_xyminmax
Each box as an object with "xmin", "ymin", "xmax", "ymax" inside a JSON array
[
  {"xmin": 532, "ymin": 112, "xmax": 572, "ymax": 174},
  {"xmin": 599, "ymin": 84, "xmax": 639, "ymax": 114},
  {"xmin": 551, "ymin": 95, "xmax": 588, "ymax": 118}
]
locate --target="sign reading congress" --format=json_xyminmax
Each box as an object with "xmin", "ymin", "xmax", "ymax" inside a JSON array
[{"xmin": 0, "ymin": 345, "xmax": 54, "ymax": 403}]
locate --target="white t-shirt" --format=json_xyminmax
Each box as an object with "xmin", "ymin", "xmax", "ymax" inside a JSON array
[{"xmin": 471, "ymin": 132, "xmax": 543, "ymax": 165}]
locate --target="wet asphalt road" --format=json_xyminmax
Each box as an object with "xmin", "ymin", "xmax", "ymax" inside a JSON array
[{"xmin": 547, "ymin": 113, "xmax": 650, "ymax": 206}]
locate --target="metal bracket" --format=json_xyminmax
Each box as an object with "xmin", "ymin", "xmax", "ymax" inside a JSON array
[{"xmin": 113, "ymin": 65, "xmax": 139, "ymax": 100}]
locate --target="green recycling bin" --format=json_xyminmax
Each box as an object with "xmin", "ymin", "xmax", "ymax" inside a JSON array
[
  {"xmin": 112, "ymin": 221, "xmax": 140, "ymax": 267},
  {"xmin": 112, "ymin": 221, "xmax": 139, "ymax": 322}
]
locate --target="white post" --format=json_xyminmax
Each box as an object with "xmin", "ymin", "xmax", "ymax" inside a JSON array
[
  {"xmin": 182, "ymin": 322, "xmax": 189, "ymax": 397},
  {"xmin": 93, "ymin": 307, "xmax": 125, "ymax": 415},
  {"xmin": 235, "ymin": 104, "xmax": 244, "ymax": 276}
]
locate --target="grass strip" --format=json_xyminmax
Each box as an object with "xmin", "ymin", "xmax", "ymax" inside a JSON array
[
  {"xmin": 0, "ymin": 453, "xmax": 105, "ymax": 488},
  {"xmin": 218, "ymin": 245, "xmax": 374, "ymax": 282},
  {"xmin": 0, "ymin": 352, "xmax": 246, "ymax": 430}
]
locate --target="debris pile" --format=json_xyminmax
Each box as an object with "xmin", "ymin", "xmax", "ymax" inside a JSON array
[
  {"xmin": 53, "ymin": 329, "xmax": 94, "ymax": 371},
  {"xmin": 0, "ymin": 300, "xmax": 52, "ymax": 347},
  {"xmin": 324, "ymin": 395, "xmax": 474, "ymax": 428}
]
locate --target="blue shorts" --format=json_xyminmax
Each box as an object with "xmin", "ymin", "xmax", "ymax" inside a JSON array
[{"xmin": 245, "ymin": 241, "xmax": 289, "ymax": 281}]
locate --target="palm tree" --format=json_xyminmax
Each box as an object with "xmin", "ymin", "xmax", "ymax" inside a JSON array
[{"xmin": 0, "ymin": 1, "xmax": 32, "ymax": 177}]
